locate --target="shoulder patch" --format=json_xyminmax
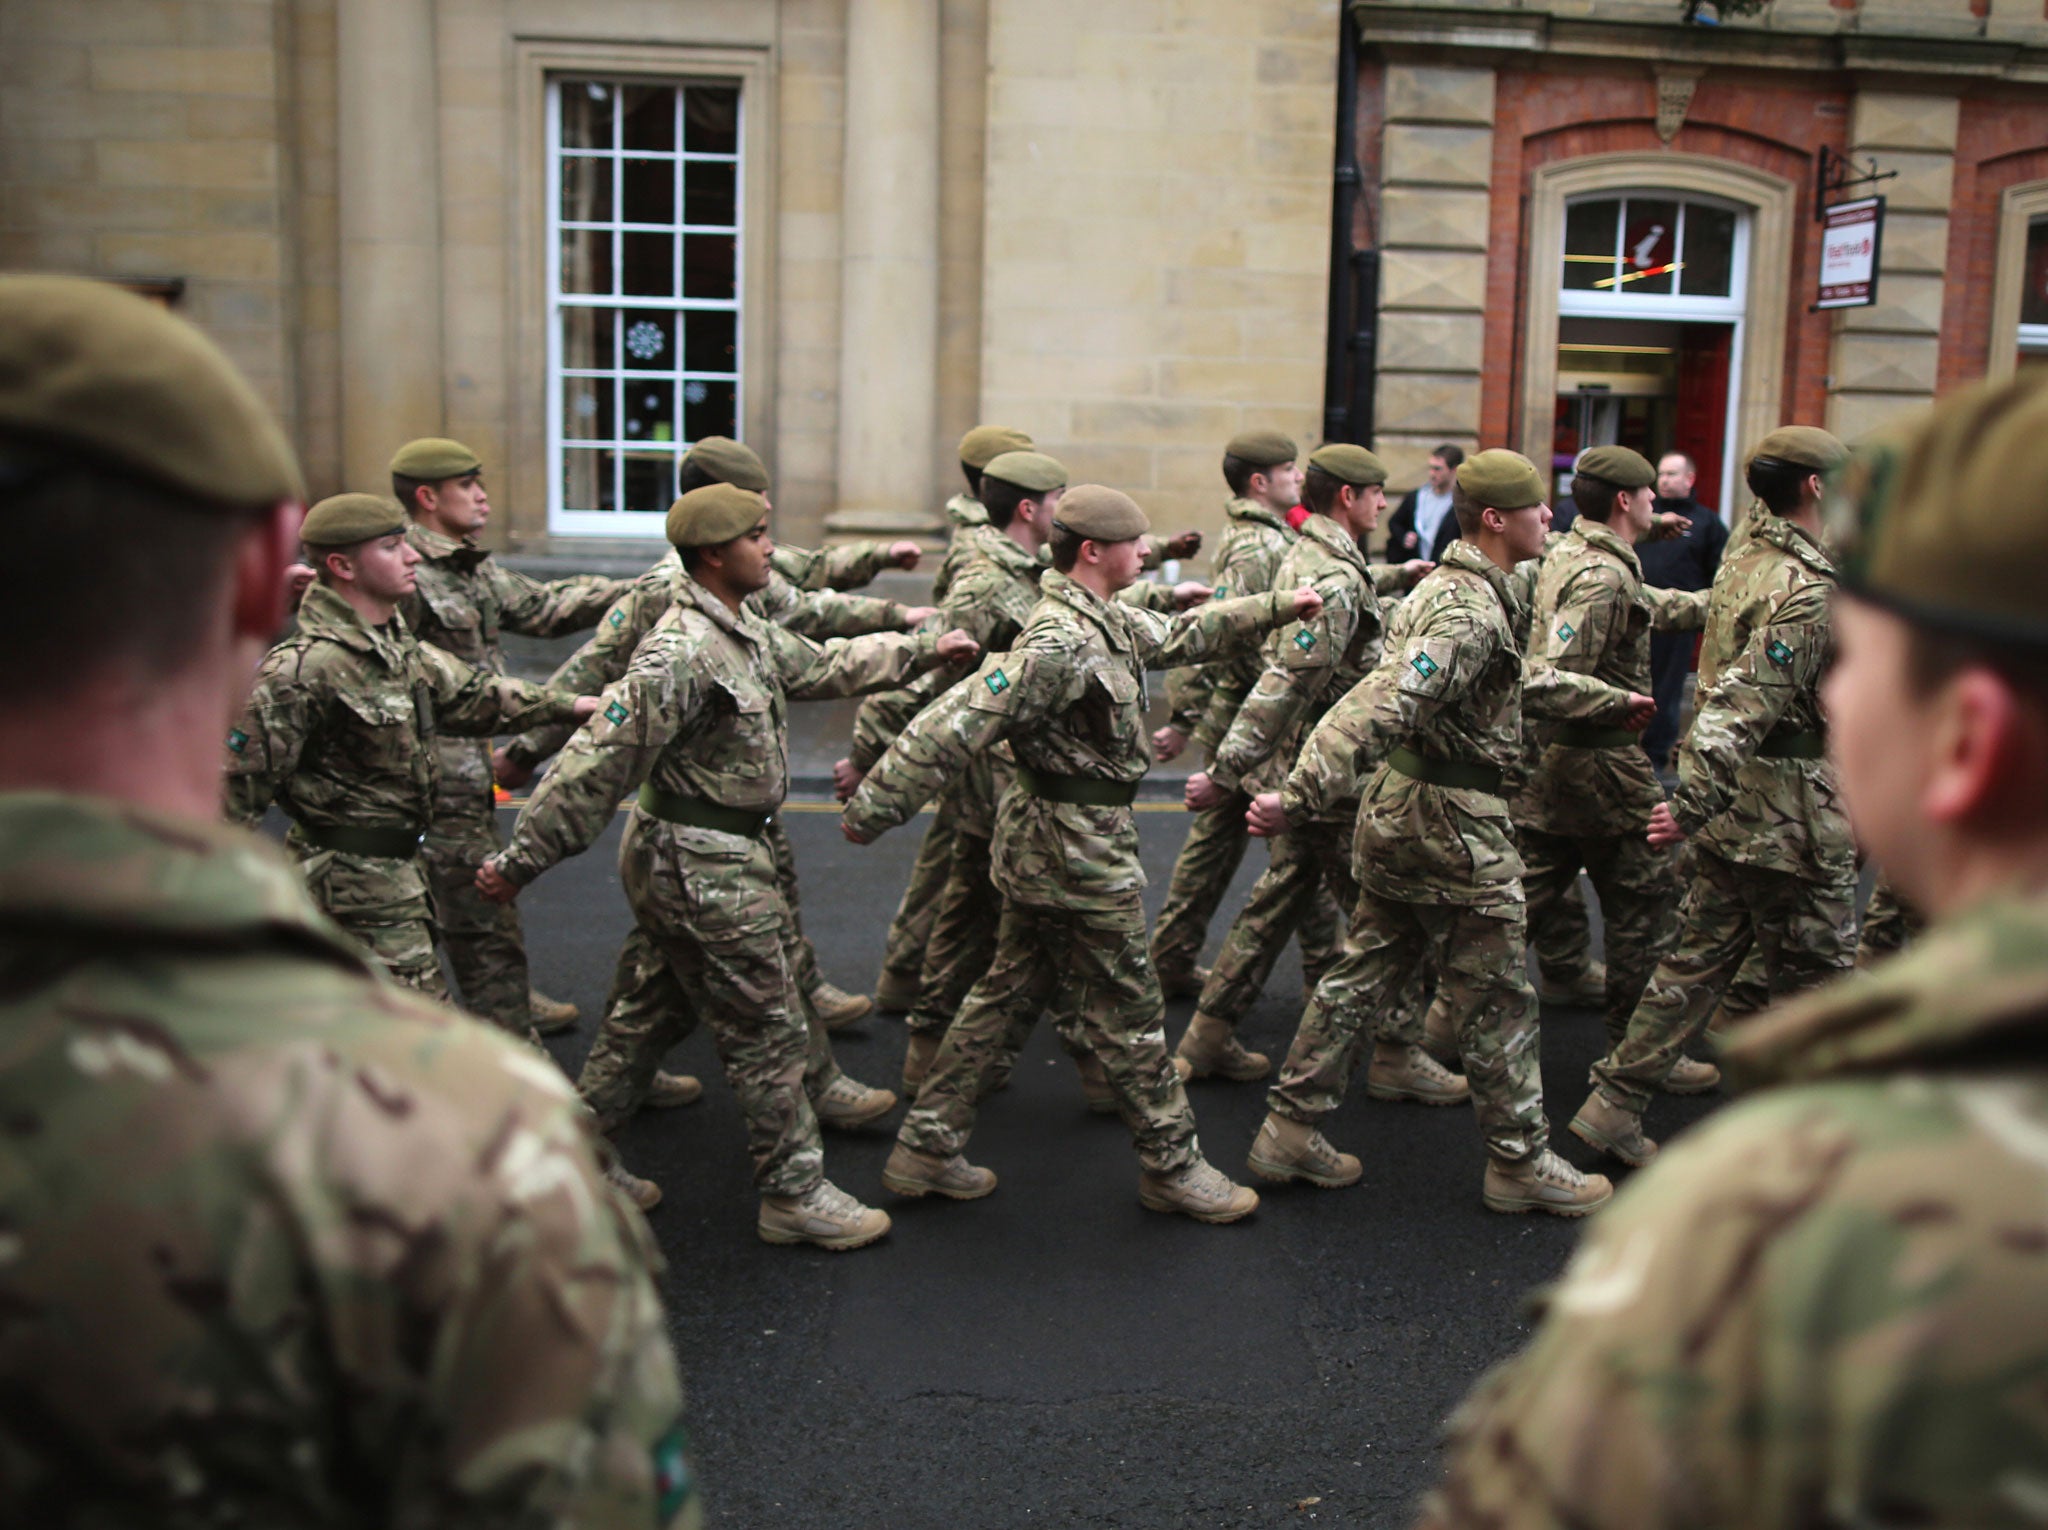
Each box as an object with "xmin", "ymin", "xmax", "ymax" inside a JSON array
[
  {"xmin": 1555, "ymin": 621, "xmax": 1575, "ymax": 644},
  {"xmin": 226, "ymin": 727, "xmax": 248, "ymax": 754},
  {"xmin": 985, "ymin": 668, "xmax": 1010, "ymax": 696},
  {"xmin": 1411, "ymin": 652, "xmax": 1439, "ymax": 681},
  {"xmin": 1766, "ymin": 638, "xmax": 1794, "ymax": 669},
  {"xmin": 653, "ymin": 1420, "xmax": 696, "ymax": 1523},
  {"xmin": 1213, "ymin": 585, "xmax": 1228, "ymax": 599},
  {"xmin": 604, "ymin": 699, "xmax": 629, "ymax": 726},
  {"xmin": 1294, "ymin": 628, "xmax": 1318, "ymax": 652},
  {"xmin": 608, "ymin": 607, "xmax": 626, "ymax": 628}
]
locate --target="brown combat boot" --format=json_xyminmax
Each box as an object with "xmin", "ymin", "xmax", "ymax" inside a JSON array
[
  {"xmin": 874, "ymin": 967, "xmax": 920, "ymax": 1013},
  {"xmin": 1538, "ymin": 961, "xmax": 1608, "ymax": 1006},
  {"xmin": 645, "ymin": 1071, "xmax": 703, "ymax": 1109},
  {"xmin": 1245, "ymin": 1111, "xmax": 1362, "ymax": 1189},
  {"xmin": 1483, "ymin": 1148, "xmax": 1613, "ymax": 1217},
  {"xmin": 1074, "ymin": 1051, "xmax": 1117, "ymax": 1113},
  {"xmin": 1137, "ymin": 1157, "xmax": 1260, "ymax": 1224},
  {"xmin": 1366, "ymin": 1041, "xmax": 1470, "ymax": 1105},
  {"xmin": 813, "ymin": 1072, "xmax": 898, "ymax": 1130},
  {"xmin": 529, "ymin": 988, "xmax": 579, "ymax": 1035},
  {"xmin": 811, "ymin": 981, "xmax": 874, "ymax": 1031},
  {"xmin": 901, "ymin": 1032, "xmax": 940, "ymax": 1093},
  {"xmin": 604, "ymin": 1158, "xmax": 663, "ymax": 1212},
  {"xmin": 1569, "ymin": 1091, "xmax": 1659, "ymax": 1167},
  {"xmin": 1173, "ymin": 1011, "xmax": 1270, "ymax": 1082},
  {"xmin": 880, "ymin": 1143, "xmax": 998, "ymax": 1200},
  {"xmin": 1422, "ymin": 991, "xmax": 1459, "ymax": 1064},
  {"xmin": 757, "ymin": 1180, "xmax": 892, "ymax": 1250},
  {"xmin": 1659, "ymin": 1055, "xmax": 1722, "ymax": 1095},
  {"xmin": 1157, "ymin": 963, "xmax": 1211, "ymax": 1001}
]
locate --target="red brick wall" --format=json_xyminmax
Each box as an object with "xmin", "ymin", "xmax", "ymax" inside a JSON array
[{"xmin": 1940, "ymin": 91, "xmax": 2048, "ymax": 390}]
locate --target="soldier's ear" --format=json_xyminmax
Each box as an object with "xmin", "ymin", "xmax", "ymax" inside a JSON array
[{"xmin": 231, "ymin": 500, "xmax": 305, "ymax": 641}]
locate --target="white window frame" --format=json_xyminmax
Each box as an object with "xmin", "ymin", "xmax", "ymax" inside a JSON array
[
  {"xmin": 1989, "ymin": 184, "xmax": 2048, "ymax": 381},
  {"xmin": 544, "ymin": 76, "xmax": 746, "ymax": 538}
]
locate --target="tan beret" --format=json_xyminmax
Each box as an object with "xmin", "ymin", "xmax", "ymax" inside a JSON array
[
  {"xmin": 1826, "ymin": 370, "xmax": 2048, "ymax": 645},
  {"xmin": 301, "ymin": 492, "xmax": 406, "ymax": 548},
  {"xmin": 1574, "ymin": 444, "xmax": 1655, "ymax": 490},
  {"xmin": 958, "ymin": 425, "xmax": 1035, "ymax": 469},
  {"xmin": 1307, "ymin": 443, "xmax": 1387, "ymax": 487},
  {"xmin": 1053, "ymin": 484, "xmax": 1150, "ymax": 543},
  {"xmin": 982, "ymin": 450, "xmax": 1068, "ymax": 494},
  {"xmin": 684, "ymin": 435, "xmax": 770, "ymax": 492},
  {"xmin": 388, "ymin": 437, "xmax": 481, "ymax": 481},
  {"xmin": 0, "ymin": 273, "xmax": 303, "ymax": 508},
  {"xmin": 1749, "ymin": 426, "xmax": 1847, "ymax": 475},
  {"xmin": 1225, "ymin": 430, "xmax": 1298, "ymax": 467},
  {"xmin": 1457, "ymin": 449, "xmax": 1546, "ymax": 511},
  {"xmin": 667, "ymin": 483, "xmax": 767, "ymax": 548}
]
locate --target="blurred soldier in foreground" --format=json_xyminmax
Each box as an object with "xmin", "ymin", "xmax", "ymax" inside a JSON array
[
  {"xmin": 0, "ymin": 274, "xmax": 696, "ymax": 1524},
  {"xmin": 1415, "ymin": 367, "xmax": 2048, "ymax": 1530}
]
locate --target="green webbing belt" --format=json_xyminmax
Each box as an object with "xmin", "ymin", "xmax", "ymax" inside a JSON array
[
  {"xmin": 1014, "ymin": 763, "xmax": 1140, "ymax": 808},
  {"xmin": 1553, "ymin": 723, "xmax": 1642, "ymax": 749},
  {"xmin": 298, "ymin": 821, "xmax": 425, "ymax": 859},
  {"xmin": 637, "ymin": 783, "xmax": 772, "ymax": 837},
  {"xmin": 1388, "ymin": 745, "xmax": 1504, "ymax": 795},
  {"xmin": 1759, "ymin": 728, "xmax": 1827, "ymax": 760}
]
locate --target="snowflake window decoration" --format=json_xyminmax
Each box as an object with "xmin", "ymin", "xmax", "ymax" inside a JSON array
[
  {"xmin": 626, "ymin": 320, "xmax": 666, "ymax": 361},
  {"xmin": 684, "ymin": 381, "xmax": 709, "ymax": 405}
]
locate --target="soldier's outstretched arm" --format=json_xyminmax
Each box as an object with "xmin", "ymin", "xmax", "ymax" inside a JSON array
[
  {"xmin": 488, "ymin": 558, "xmax": 634, "ymax": 639},
  {"xmin": 502, "ymin": 569, "xmax": 677, "ymax": 772},
  {"xmin": 772, "ymin": 537, "xmax": 897, "ymax": 592},
  {"xmin": 771, "ymin": 624, "xmax": 961, "ymax": 703},
  {"xmin": 1136, "ymin": 587, "xmax": 1317, "ymax": 671},
  {"xmin": 420, "ymin": 641, "xmax": 588, "ymax": 739},
  {"xmin": 1641, "ymin": 582, "xmax": 1710, "ymax": 632},
  {"xmin": 769, "ymin": 584, "xmax": 915, "ymax": 640},
  {"xmin": 1206, "ymin": 572, "xmax": 1353, "ymax": 793},
  {"xmin": 222, "ymin": 644, "xmax": 317, "ymax": 827}
]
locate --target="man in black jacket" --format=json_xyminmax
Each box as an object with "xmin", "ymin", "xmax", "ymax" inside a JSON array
[
  {"xmin": 1383, "ymin": 444, "xmax": 1463, "ymax": 561},
  {"xmin": 1639, "ymin": 449, "xmax": 1729, "ymax": 767}
]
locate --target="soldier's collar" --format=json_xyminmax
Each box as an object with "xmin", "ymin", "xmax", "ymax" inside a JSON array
[
  {"xmin": 1748, "ymin": 509, "xmax": 1835, "ymax": 571},
  {"xmin": 679, "ymin": 569, "xmax": 763, "ymax": 644},
  {"xmin": 1298, "ymin": 512, "xmax": 1370, "ymax": 573},
  {"xmin": 1224, "ymin": 496, "xmax": 1292, "ymax": 533},
  {"xmin": 944, "ymin": 492, "xmax": 989, "ymax": 530},
  {"xmin": 976, "ymin": 529, "xmax": 1043, "ymax": 578},
  {"xmin": 1570, "ymin": 519, "xmax": 1641, "ymax": 576},
  {"xmin": 293, "ymin": 582, "xmax": 385, "ymax": 655},
  {"xmin": 1441, "ymin": 538, "xmax": 1523, "ymax": 620},
  {"xmin": 408, "ymin": 521, "xmax": 491, "ymax": 572}
]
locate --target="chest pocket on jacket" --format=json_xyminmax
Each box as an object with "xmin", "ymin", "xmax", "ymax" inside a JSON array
[
  {"xmin": 714, "ymin": 677, "xmax": 777, "ymax": 775},
  {"xmin": 1090, "ymin": 665, "xmax": 1142, "ymax": 750},
  {"xmin": 418, "ymin": 584, "xmax": 484, "ymax": 648},
  {"xmin": 335, "ymin": 685, "xmax": 425, "ymax": 765}
]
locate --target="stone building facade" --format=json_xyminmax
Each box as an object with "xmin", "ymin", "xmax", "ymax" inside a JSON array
[{"xmin": 2, "ymin": 0, "xmax": 2045, "ymax": 555}]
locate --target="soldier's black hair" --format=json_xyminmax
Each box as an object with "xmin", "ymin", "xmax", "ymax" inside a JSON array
[
  {"xmin": 1746, "ymin": 456, "xmax": 1817, "ymax": 516},
  {"xmin": 1301, "ymin": 465, "xmax": 1346, "ymax": 518},
  {"xmin": 391, "ymin": 471, "xmax": 429, "ymax": 515},
  {"xmin": 1901, "ymin": 621, "xmax": 2048, "ymax": 713},
  {"xmin": 1450, "ymin": 480, "xmax": 1486, "ymax": 536},
  {"xmin": 676, "ymin": 458, "xmax": 718, "ymax": 496},
  {"xmin": 1572, "ymin": 473, "xmax": 1624, "ymax": 523},
  {"xmin": 981, "ymin": 475, "xmax": 1040, "ymax": 531},
  {"xmin": 1048, "ymin": 523, "xmax": 1086, "ymax": 572},
  {"xmin": 1222, "ymin": 452, "xmax": 1262, "ymax": 497},
  {"xmin": 961, "ymin": 459, "xmax": 984, "ymax": 498}
]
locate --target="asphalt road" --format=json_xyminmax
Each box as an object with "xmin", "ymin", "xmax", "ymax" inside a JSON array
[{"xmin": 510, "ymin": 798, "xmax": 1726, "ymax": 1530}]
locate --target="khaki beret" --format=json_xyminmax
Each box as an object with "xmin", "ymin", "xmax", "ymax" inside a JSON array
[
  {"xmin": 1574, "ymin": 444, "xmax": 1655, "ymax": 490},
  {"xmin": 1826, "ymin": 370, "xmax": 2048, "ymax": 645},
  {"xmin": 301, "ymin": 492, "xmax": 406, "ymax": 548},
  {"xmin": 1225, "ymin": 430, "xmax": 1298, "ymax": 467},
  {"xmin": 667, "ymin": 483, "xmax": 767, "ymax": 548},
  {"xmin": 981, "ymin": 450, "xmax": 1068, "ymax": 495},
  {"xmin": 388, "ymin": 437, "xmax": 481, "ymax": 481},
  {"xmin": 1307, "ymin": 442, "xmax": 1387, "ymax": 488},
  {"xmin": 0, "ymin": 273, "xmax": 303, "ymax": 509},
  {"xmin": 1749, "ymin": 426, "xmax": 1847, "ymax": 475},
  {"xmin": 1053, "ymin": 484, "xmax": 1150, "ymax": 543},
  {"xmin": 959, "ymin": 425, "xmax": 1034, "ymax": 469},
  {"xmin": 684, "ymin": 435, "xmax": 770, "ymax": 492},
  {"xmin": 1457, "ymin": 449, "xmax": 1546, "ymax": 511}
]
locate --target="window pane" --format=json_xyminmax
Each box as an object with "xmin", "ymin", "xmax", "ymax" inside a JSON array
[
  {"xmin": 683, "ymin": 234, "xmax": 736, "ymax": 299},
  {"xmin": 620, "ymin": 232, "xmax": 676, "ymax": 297},
  {"xmin": 560, "ymin": 228, "xmax": 613, "ymax": 295},
  {"xmin": 621, "ymin": 156, "xmax": 675, "ymax": 226},
  {"xmin": 684, "ymin": 379, "xmax": 737, "ymax": 442},
  {"xmin": 1563, "ymin": 199, "xmax": 1618, "ymax": 291},
  {"xmin": 621, "ymin": 85, "xmax": 676, "ymax": 153},
  {"xmin": 624, "ymin": 379, "xmax": 677, "ymax": 445},
  {"xmin": 562, "ymin": 448, "xmax": 616, "ymax": 512},
  {"xmin": 561, "ymin": 155, "xmax": 611, "ymax": 224},
  {"xmin": 621, "ymin": 309, "xmax": 676, "ymax": 371},
  {"xmin": 2024, "ymin": 220, "xmax": 2048, "ymax": 327},
  {"xmin": 563, "ymin": 375, "xmax": 613, "ymax": 441},
  {"xmin": 561, "ymin": 82, "xmax": 613, "ymax": 150},
  {"xmin": 622, "ymin": 452, "xmax": 674, "ymax": 514},
  {"xmin": 1618, "ymin": 199, "xmax": 1677, "ymax": 295},
  {"xmin": 686, "ymin": 86, "xmax": 740, "ymax": 154},
  {"xmin": 684, "ymin": 309, "xmax": 737, "ymax": 374},
  {"xmin": 1681, "ymin": 204, "xmax": 1735, "ymax": 297},
  {"xmin": 562, "ymin": 307, "xmax": 615, "ymax": 370},
  {"xmin": 684, "ymin": 160, "xmax": 737, "ymax": 228}
]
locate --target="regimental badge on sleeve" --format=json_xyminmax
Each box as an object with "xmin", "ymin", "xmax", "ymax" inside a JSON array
[
  {"xmin": 1767, "ymin": 638, "xmax": 1794, "ymax": 669},
  {"xmin": 604, "ymin": 700, "xmax": 629, "ymax": 726},
  {"xmin": 226, "ymin": 728, "xmax": 248, "ymax": 754}
]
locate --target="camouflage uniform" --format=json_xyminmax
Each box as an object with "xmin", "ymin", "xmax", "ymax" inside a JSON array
[
  {"xmin": 401, "ymin": 521, "xmax": 626, "ymax": 1031},
  {"xmin": 1272, "ymin": 541, "xmax": 1642, "ymax": 1161},
  {"xmin": 1511, "ymin": 522, "xmax": 1708, "ymax": 1042},
  {"xmin": 1195, "ymin": 513, "xmax": 1420, "ymax": 1040},
  {"xmin": 1857, "ymin": 875, "xmax": 1924, "ymax": 967},
  {"xmin": 1417, "ymin": 889, "xmax": 2048, "ymax": 1530},
  {"xmin": 847, "ymin": 574, "xmax": 1301, "ymax": 1173},
  {"xmin": 0, "ymin": 793, "xmax": 696, "ymax": 1528},
  {"xmin": 1590, "ymin": 513, "xmax": 1857, "ymax": 1114},
  {"xmin": 223, "ymin": 583, "xmax": 584, "ymax": 1004},
  {"xmin": 492, "ymin": 574, "xmax": 940, "ymax": 1197}
]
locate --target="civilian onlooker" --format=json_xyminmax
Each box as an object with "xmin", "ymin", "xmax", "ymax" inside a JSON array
[
  {"xmin": 1639, "ymin": 449, "xmax": 1730, "ymax": 766},
  {"xmin": 1383, "ymin": 443, "xmax": 1463, "ymax": 561}
]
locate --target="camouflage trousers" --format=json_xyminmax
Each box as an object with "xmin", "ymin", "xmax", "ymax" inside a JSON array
[
  {"xmin": 1271, "ymin": 888, "xmax": 1547, "ymax": 1164},
  {"xmin": 1147, "ymin": 793, "xmax": 1252, "ymax": 985},
  {"xmin": 1521, "ymin": 827, "xmax": 1685, "ymax": 1044},
  {"xmin": 1592, "ymin": 848, "xmax": 1856, "ymax": 1112},
  {"xmin": 905, "ymin": 827, "xmax": 1001, "ymax": 1037},
  {"xmin": 1856, "ymin": 876, "xmax": 1924, "ymax": 968},
  {"xmin": 421, "ymin": 784, "xmax": 532, "ymax": 1035},
  {"xmin": 898, "ymin": 894, "xmax": 1202, "ymax": 1175},
  {"xmin": 767, "ymin": 815, "xmax": 826, "ymax": 998},
  {"xmin": 613, "ymin": 811, "xmax": 825, "ymax": 1197},
  {"xmin": 1194, "ymin": 816, "xmax": 1370, "ymax": 1033},
  {"xmin": 293, "ymin": 840, "xmax": 448, "ymax": 1000},
  {"xmin": 877, "ymin": 797, "xmax": 961, "ymax": 993},
  {"xmin": 1527, "ymin": 874, "xmax": 1597, "ymax": 987}
]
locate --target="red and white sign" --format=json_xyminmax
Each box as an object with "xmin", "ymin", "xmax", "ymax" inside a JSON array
[{"xmin": 1817, "ymin": 197, "xmax": 1884, "ymax": 309}]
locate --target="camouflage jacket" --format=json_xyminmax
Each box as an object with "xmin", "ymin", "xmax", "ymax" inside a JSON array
[
  {"xmin": 770, "ymin": 537, "xmax": 897, "ymax": 593},
  {"xmin": 1510, "ymin": 521, "xmax": 1708, "ymax": 838},
  {"xmin": 0, "ymin": 794, "xmax": 694, "ymax": 1529},
  {"xmin": 845, "ymin": 572, "xmax": 1294, "ymax": 912},
  {"xmin": 1282, "ymin": 540, "xmax": 1639, "ymax": 905},
  {"xmin": 502, "ymin": 551, "xmax": 909, "ymax": 771},
  {"xmin": 1165, "ymin": 496, "xmax": 1298, "ymax": 742},
  {"xmin": 1418, "ymin": 886, "xmax": 2048, "ymax": 1530},
  {"xmin": 224, "ymin": 583, "xmax": 582, "ymax": 836},
  {"xmin": 1674, "ymin": 512, "xmax": 1853, "ymax": 883},
  {"xmin": 401, "ymin": 522, "xmax": 627, "ymax": 675},
  {"xmin": 493, "ymin": 573, "xmax": 942, "ymax": 886},
  {"xmin": 1206, "ymin": 512, "xmax": 1410, "ymax": 798},
  {"xmin": 933, "ymin": 492, "xmax": 993, "ymax": 602}
]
